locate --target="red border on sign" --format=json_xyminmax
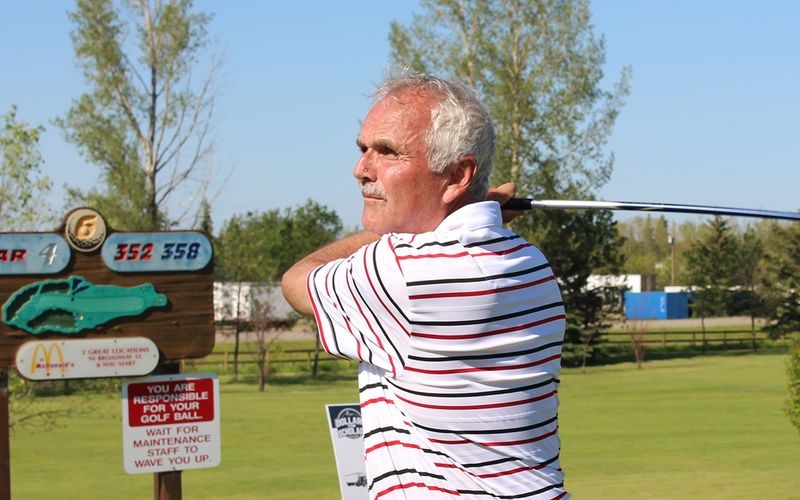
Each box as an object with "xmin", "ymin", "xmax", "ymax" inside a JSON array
[{"xmin": 127, "ymin": 378, "xmax": 214, "ymax": 427}]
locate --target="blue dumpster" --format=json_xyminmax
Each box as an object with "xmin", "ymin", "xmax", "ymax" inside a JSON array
[{"xmin": 624, "ymin": 291, "xmax": 689, "ymax": 320}]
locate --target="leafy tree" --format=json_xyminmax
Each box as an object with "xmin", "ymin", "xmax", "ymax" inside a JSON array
[
  {"xmin": 684, "ymin": 216, "xmax": 740, "ymax": 333},
  {"xmin": 214, "ymin": 201, "xmax": 342, "ymax": 381},
  {"xmin": 389, "ymin": 0, "xmax": 629, "ymax": 363},
  {"xmin": 762, "ymin": 222, "xmax": 800, "ymax": 338},
  {"xmin": 215, "ymin": 200, "xmax": 343, "ymax": 284},
  {"xmin": 57, "ymin": 0, "xmax": 220, "ymax": 231},
  {"xmin": 0, "ymin": 106, "xmax": 52, "ymax": 230}
]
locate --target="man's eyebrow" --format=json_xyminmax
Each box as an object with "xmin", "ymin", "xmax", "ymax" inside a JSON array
[{"xmin": 366, "ymin": 138, "xmax": 399, "ymax": 153}]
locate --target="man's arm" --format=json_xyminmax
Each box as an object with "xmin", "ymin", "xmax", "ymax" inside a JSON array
[{"xmin": 281, "ymin": 231, "xmax": 380, "ymax": 316}]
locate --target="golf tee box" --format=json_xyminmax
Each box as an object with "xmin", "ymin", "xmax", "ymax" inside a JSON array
[
  {"xmin": 122, "ymin": 373, "xmax": 221, "ymax": 474},
  {"xmin": 0, "ymin": 207, "xmax": 215, "ymax": 372}
]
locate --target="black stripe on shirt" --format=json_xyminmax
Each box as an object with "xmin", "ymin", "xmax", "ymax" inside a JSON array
[
  {"xmin": 348, "ymin": 256, "xmax": 405, "ymax": 368},
  {"xmin": 362, "ymin": 425, "xmax": 412, "ymax": 440},
  {"xmin": 408, "ymin": 341, "xmax": 563, "ymax": 363},
  {"xmin": 460, "ymin": 453, "xmax": 559, "ymax": 470},
  {"xmin": 412, "ymin": 416, "xmax": 558, "ymax": 436},
  {"xmin": 368, "ymin": 468, "xmax": 448, "ymax": 492},
  {"xmin": 309, "ymin": 266, "xmax": 346, "ymax": 358},
  {"xmin": 330, "ymin": 259, "xmax": 376, "ymax": 365},
  {"xmin": 410, "ymin": 300, "xmax": 564, "ymax": 327},
  {"xmin": 373, "ymin": 239, "xmax": 411, "ymax": 323},
  {"xmin": 394, "ymin": 234, "xmax": 523, "ymax": 251},
  {"xmin": 385, "ymin": 376, "xmax": 556, "ymax": 399},
  {"xmin": 457, "ymin": 482, "xmax": 563, "ymax": 498},
  {"xmin": 407, "ymin": 262, "xmax": 551, "ymax": 287}
]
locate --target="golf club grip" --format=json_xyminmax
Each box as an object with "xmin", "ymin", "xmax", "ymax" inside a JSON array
[{"xmin": 501, "ymin": 198, "xmax": 533, "ymax": 211}]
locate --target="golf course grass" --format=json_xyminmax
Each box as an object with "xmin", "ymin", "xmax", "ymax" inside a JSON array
[{"xmin": 8, "ymin": 351, "xmax": 800, "ymax": 499}]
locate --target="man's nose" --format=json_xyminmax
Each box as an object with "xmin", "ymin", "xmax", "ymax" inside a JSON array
[{"xmin": 353, "ymin": 152, "xmax": 374, "ymax": 180}]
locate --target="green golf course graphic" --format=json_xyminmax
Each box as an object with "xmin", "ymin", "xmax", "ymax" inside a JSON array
[{"xmin": 2, "ymin": 276, "xmax": 168, "ymax": 334}]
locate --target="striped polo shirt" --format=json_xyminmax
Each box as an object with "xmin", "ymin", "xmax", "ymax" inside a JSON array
[{"xmin": 308, "ymin": 201, "xmax": 568, "ymax": 499}]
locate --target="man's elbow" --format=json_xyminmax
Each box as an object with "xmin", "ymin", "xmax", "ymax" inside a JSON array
[{"xmin": 281, "ymin": 265, "xmax": 313, "ymax": 316}]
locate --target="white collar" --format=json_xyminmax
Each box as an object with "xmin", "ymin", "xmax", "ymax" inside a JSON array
[{"xmin": 435, "ymin": 201, "xmax": 502, "ymax": 233}]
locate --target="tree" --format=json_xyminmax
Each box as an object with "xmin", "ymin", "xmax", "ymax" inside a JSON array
[
  {"xmin": 762, "ymin": 222, "xmax": 800, "ymax": 338},
  {"xmin": 787, "ymin": 336, "xmax": 800, "ymax": 435},
  {"xmin": 735, "ymin": 227, "xmax": 764, "ymax": 349},
  {"xmin": 390, "ymin": 0, "xmax": 629, "ymax": 193},
  {"xmin": 0, "ymin": 106, "xmax": 52, "ymax": 230},
  {"xmin": 389, "ymin": 0, "xmax": 629, "ymax": 363},
  {"xmin": 215, "ymin": 200, "xmax": 343, "ymax": 284},
  {"xmin": 618, "ymin": 215, "xmax": 672, "ymax": 287},
  {"xmin": 684, "ymin": 216, "xmax": 740, "ymax": 336},
  {"xmin": 214, "ymin": 200, "xmax": 342, "ymax": 381},
  {"xmin": 57, "ymin": 0, "xmax": 220, "ymax": 231}
]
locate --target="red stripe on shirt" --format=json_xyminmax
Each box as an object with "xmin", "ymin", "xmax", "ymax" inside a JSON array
[
  {"xmin": 434, "ymin": 459, "xmax": 551, "ymax": 478},
  {"xmin": 413, "ymin": 314, "xmax": 565, "ymax": 340},
  {"xmin": 428, "ymin": 427, "xmax": 557, "ymax": 448},
  {"xmin": 429, "ymin": 437, "xmax": 470, "ymax": 445},
  {"xmin": 405, "ymin": 354, "xmax": 562, "ymax": 375},
  {"xmin": 409, "ymin": 275, "xmax": 556, "ymax": 300},
  {"xmin": 396, "ymin": 242, "xmax": 533, "ymax": 261},
  {"xmin": 469, "ymin": 242, "xmax": 533, "ymax": 257},
  {"xmin": 480, "ymin": 427, "xmax": 559, "ymax": 447},
  {"xmin": 375, "ymin": 482, "xmax": 461, "ymax": 499},
  {"xmin": 365, "ymin": 440, "xmax": 422, "ymax": 455},
  {"xmin": 393, "ymin": 390, "xmax": 557, "ymax": 410},
  {"xmin": 361, "ymin": 396, "xmax": 395, "ymax": 408},
  {"xmin": 363, "ymin": 244, "xmax": 410, "ymax": 337},
  {"xmin": 345, "ymin": 260, "xmax": 397, "ymax": 377}
]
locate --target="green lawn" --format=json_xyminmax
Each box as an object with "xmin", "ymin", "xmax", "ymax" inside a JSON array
[{"xmin": 9, "ymin": 353, "xmax": 800, "ymax": 499}]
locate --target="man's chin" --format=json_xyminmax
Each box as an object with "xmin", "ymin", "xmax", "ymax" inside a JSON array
[{"xmin": 361, "ymin": 212, "xmax": 389, "ymax": 235}]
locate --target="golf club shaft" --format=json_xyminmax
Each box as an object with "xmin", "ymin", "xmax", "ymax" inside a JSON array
[{"xmin": 502, "ymin": 198, "xmax": 800, "ymax": 221}]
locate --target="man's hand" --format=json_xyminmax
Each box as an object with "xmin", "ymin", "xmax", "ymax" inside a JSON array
[{"xmin": 486, "ymin": 182, "xmax": 525, "ymax": 224}]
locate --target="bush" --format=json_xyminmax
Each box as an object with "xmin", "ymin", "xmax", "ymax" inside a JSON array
[{"xmin": 787, "ymin": 335, "xmax": 800, "ymax": 435}]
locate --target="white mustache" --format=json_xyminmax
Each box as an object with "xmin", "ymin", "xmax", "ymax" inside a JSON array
[{"xmin": 360, "ymin": 182, "xmax": 386, "ymax": 200}]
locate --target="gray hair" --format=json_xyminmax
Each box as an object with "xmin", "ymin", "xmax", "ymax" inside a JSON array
[{"xmin": 373, "ymin": 74, "xmax": 495, "ymax": 200}]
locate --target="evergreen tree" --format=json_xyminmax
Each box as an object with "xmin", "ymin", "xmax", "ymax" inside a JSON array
[
  {"xmin": 684, "ymin": 216, "xmax": 740, "ymax": 330},
  {"xmin": 762, "ymin": 222, "xmax": 800, "ymax": 337}
]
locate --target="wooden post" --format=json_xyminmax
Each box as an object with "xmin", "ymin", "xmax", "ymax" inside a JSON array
[
  {"xmin": 154, "ymin": 362, "xmax": 182, "ymax": 500},
  {"xmin": 0, "ymin": 369, "xmax": 10, "ymax": 500}
]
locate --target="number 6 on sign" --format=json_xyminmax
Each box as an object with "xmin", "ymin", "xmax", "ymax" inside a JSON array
[{"xmin": 102, "ymin": 232, "xmax": 212, "ymax": 272}]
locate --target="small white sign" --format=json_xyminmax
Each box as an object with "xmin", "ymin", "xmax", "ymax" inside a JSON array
[
  {"xmin": 122, "ymin": 373, "xmax": 221, "ymax": 474},
  {"xmin": 325, "ymin": 403, "xmax": 368, "ymax": 500},
  {"xmin": 15, "ymin": 337, "xmax": 159, "ymax": 380}
]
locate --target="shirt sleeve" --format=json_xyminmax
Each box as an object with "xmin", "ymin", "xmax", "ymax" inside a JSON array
[{"xmin": 306, "ymin": 235, "xmax": 411, "ymax": 378}]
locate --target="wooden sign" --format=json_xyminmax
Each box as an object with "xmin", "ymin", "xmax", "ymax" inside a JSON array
[{"xmin": 0, "ymin": 208, "xmax": 214, "ymax": 369}]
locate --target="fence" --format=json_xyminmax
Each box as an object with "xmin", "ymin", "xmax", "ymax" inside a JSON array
[
  {"xmin": 603, "ymin": 329, "xmax": 775, "ymax": 349},
  {"xmin": 181, "ymin": 348, "xmax": 350, "ymax": 374},
  {"xmin": 183, "ymin": 329, "xmax": 791, "ymax": 374}
]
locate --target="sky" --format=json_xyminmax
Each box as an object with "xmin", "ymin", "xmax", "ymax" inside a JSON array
[{"xmin": 1, "ymin": 1, "xmax": 798, "ymax": 232}]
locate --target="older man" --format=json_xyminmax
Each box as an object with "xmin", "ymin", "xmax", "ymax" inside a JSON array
[{"xmin": 282, "ymin": 74, "xmax": 568, "ymax": 499}]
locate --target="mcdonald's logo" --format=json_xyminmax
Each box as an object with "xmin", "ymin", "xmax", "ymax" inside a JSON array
[{"xmin": 29, "ymin": 342, "xmax": 71, "ymax": 376}]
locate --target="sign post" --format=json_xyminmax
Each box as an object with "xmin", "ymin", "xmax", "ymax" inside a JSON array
[
  {"xmin": 122, "ymin": 373, "xmax": 221, "ymax": 475},
  {"xmin": 0, "ymin": 369, "xmax": 9, "ymax": 500},
  {"xmin": 0, "ymin": 208, "xmax": 216, "ymax": 500}
]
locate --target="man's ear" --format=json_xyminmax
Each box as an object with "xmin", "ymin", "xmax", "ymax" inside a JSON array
[{"xmin": 442, "ymin": 156, "xmax": 477, "ymax": 204}]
